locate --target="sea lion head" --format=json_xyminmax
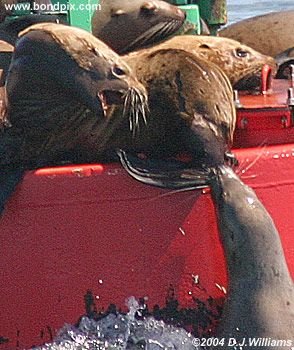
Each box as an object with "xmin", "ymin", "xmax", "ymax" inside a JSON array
[
  {"xmin": 275, "ymin": 47, "xmax": 294, "ymax": 79},
  {"xmin": 11, "ymin": 23, "xmax": 147, "ymax": 120},
  {"xmin": 154, "ymin": 35, "xmax": 277, "ymax": 92},
  {"xmin": 92, "ymin": 0, "xmax": 186, "ymax": 54},
  {"xmin": 2, "ymin": 23, "xmax": 148, "ymax": 167}
]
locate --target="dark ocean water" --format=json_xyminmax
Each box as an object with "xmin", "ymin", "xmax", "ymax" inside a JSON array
[{"xmin": 227, "ymin": 0, "xmax": 294, "ymax": 23}]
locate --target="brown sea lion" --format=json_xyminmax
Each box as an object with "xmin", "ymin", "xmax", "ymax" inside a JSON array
[
  {"xmin": 209, "ymin": 166, "xmax": 294, "ymax": 348},
  {"xmin": 275, "ymin": 47, "xmax": 294, "ymax": 79},
  {"xmin": 0, "ymin": 14, "xmax": 65, "ymax": 83},
  {"xmin": 124, "ymin": 35, "xmax": 277, "ymax": 91},
  {"xmin": 0, "ymin": 23, "xmax": 148, "ymax": 213},
  {"xmin": 219, "ymin": 11, "xmax": 294, "ymax": 58},
  {"xmin": 91, "ymin": 0, "xmax": 186, "ymax": 54},
  {"xmin": 116, "ymin": 48, "xmax": 236, "ymax": 188}
]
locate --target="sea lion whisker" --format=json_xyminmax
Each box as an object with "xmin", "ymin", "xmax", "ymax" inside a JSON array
[
  {"xmin": 126, "ymin": 21, "xmax": 176, "ymax": 52},
  {"xmin": 236, "ymin": 142, "xmax": 267, "ymax": 176}
]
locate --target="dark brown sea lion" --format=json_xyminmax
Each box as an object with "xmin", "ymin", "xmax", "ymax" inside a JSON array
[
  {"xmin": 91, "ymin": 0, "xmax": 186, "ymax": 54},
  {"xmin": 209, "ymin": 166, "xmax": 294, "ymax": 347},
  {"xmin": 124, "ymin": 35, "xmax": 277, "ymax": 91},
  {"xmin": 275, "ymin": 47, "xmax": 294, "ymax": 79},
  {"xmin": 219, "ymin": 11, "xmax": 294, "ymax": 58},
  {"xmin": 116, "ymin": 48, "xmax": 236, "ymax": 188},
  {"xmin": 0, "ymin": 14, "xmax": 65, "ymax": 83},
  {"xmin": 0, "ymin": 23, "xmax": 148, "ymax": 213}
]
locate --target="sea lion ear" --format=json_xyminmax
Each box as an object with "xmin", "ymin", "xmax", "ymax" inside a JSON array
[
  {"xmin": 140, "ymin": 2, "xmax": 159, "ymax": 14},
  {"xmin": 110, "ymin": 8, "xmax": 126, "ymax": 17},
  {"xmin": 199, "ymin": 44, "xmax": 211, "ymax": 50}
]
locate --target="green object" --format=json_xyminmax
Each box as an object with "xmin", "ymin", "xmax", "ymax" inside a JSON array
[
  {"xmin": 178, "ymin": 5, "xmax": 200, "ymax": 35},
  {"xmin": 6, "ymin": 0, "xmax": 227, "ymax": 35},
  {"xmin": 197, "ymin": 0, "xmax": 227, "ymax": 34},
  {"xmin": 67, "ymin": 0, "xmax": 98, "ymax": 31}
]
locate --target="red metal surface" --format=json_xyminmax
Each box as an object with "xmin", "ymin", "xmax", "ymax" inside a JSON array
[
  {"xmin": 0, "ymin": 144, "xmax": 294, "ymax": 349},
  {"xmin": 234, "ymin": 80, "xmax": 294, "ymax": 147},
  {"xmin": 0, "ymin": 79, "xmax": 294, "ymax": 349}
]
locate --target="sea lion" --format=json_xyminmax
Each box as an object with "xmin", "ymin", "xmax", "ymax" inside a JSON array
[
  {"xmin": 0, "ymin": 23, "xmax": 148, "ymax": 213},
  {"xmin": 275, "ymin": 47, "xmax": 294, "ymax": 79},
  {"xmin": 115, "ymin": 48, "xmax": 236, "ymax": 188},
  {"xmin": 0, "ymin": 14, "xmax": 65, "ymax": 83},
  {"xmin": 209, "ymin": 166, "xmax": 294, "ymax": 347},
  {"xmin": 91, "ymin": 0, "xmax": 186, "ymax": 54},
  {"xmin": 219, "ymin": 11, "xmax": 294, "ymax": 58},
  {"xmin": 124, "ymin": 35, "xmax": 277, "ymax": 91}
]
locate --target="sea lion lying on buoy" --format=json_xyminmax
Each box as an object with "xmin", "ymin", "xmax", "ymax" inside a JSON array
[
  {"xmin": 124, "ymin": 35, "xmax": 277, "ymax": 91},
  {"xmin": 0, "ymin": 14, "xmax": 65, "ymax": 83},
  {"xmin": 92, "ymin": 0, "xmax": 186, "ymax": 54},
  {"xmin": 0, "ymin": 23, "xmax": 148, "ymax": 213},
  {"xmin": 116, "ymin": 48, "xmax": 236, "ymax": 188},
  {"xmin": 209, "ymin": 166, "xmax": 294, "ymax": 347},
  {"xmin": 275, "ymin": 47, "xmax": 294, "ymax": 79},
  {"xmin": 219, "ymin": 11, "xmax": 294, "ymax": 58}
]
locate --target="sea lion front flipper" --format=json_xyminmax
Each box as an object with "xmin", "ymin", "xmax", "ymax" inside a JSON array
[
  {"xmin": 117, "ymin": 149, "xmax": 209, "ymax": 190},
  {"xmin": 0, "ymin": 168, "xmax": 24, "ymax": 215}
]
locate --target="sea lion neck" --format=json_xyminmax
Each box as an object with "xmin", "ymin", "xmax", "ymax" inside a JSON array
[{"xmin": 210, "ymin": 166, "xmax": 291, "ymax": 285}]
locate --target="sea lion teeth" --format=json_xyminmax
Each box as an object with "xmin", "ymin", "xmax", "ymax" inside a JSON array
[
  {"xmin": 209, "ymin": 165, "xmax": 294, "ymax": 346},
  {"xmin": 91, "ymin": 0, "xmax": 186, "ymax": 54},
  {"xmin": 0, "ymin": 23, "xmax": 148, "ymax": 214}
]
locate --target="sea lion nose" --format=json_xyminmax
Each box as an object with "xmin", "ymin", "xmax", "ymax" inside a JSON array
[{"xmin": 176, "ymin": 7, "xmax": 186, "ymax": 20}]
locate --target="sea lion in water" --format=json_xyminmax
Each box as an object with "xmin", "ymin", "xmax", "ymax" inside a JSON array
[
  {"xmin": 124, "ymin": 35, "xmax": 277, "ymax": 91},
  {"xmin": 219, "ymin": 11, "xmax": 294, "ymax": 58},
  {"xmin": 116, "ymin": 48, "xmax": 236, "ymax": 188},
  {"xmin": 209, "ymin": 166, "xmax": 294, "ymax": 347},
  {"xmin": 0, "ymin": 23, "xmax": 148, "ymax": 213},
  {"xmin": 91, "ymin": 0, "xmax": 186, "ymax": 54},
  {"xmin": 275, "ymin": 47, "xmax": 294, "ymax": 79}
]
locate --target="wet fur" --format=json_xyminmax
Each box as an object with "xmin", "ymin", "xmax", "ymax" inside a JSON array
[
  {"xmin": 209, "ymin": 166, "xmax": 294, "ymax": 347},
  {"xmin": 125, "ymin": 35, "xmax": 276, "ymax": 91}
]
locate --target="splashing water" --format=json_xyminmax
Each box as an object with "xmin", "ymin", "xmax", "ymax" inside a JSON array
[{"xmin": 34, "ymin": 297, "xmax": 199, "ymax": 350}]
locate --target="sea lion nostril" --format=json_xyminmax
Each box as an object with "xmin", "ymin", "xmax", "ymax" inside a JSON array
[{"xmin": 141, "ymin": 2, "xmax": 158, "ymax": 14}]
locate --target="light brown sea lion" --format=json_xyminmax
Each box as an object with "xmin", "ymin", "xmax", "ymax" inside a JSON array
[
  {"xmin": 219, "ymin": 11, "xmax": 294, "ymax": 58},
  {"xmin": 91, "ymin": 0, "xmax": 186, "ymax": 54},
  {"xmin": 209, "ymin": 166, "xmax": 294, "ymax": 348},
  {"xmin": 124, "ymin": 35, "xmax": 277, "ymax": 91},
  {"xmin": 116, "ymin": 48, "xmax": 236, "ymax": 188},
  {"xmin": 0, "ymin": 23, "xmax": 148, "ymax": 213}
]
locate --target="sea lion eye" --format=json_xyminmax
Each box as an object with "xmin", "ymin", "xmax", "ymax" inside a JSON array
[
  {"xmin": 112, "ymin": 65, "xmax": 126, "ymax": 77},
  {"xmin": 235, "ymin": 48, "xmax": 248, "ymax": 58},
  {"xmin": 141, "ymin": 2, "xmax": 158, "ymax": 15}
]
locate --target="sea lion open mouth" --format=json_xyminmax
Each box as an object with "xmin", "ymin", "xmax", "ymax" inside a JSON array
[
  {"xmin": 125, "ymin": 35, "xmax": 277, "ymax": 94},
  {"xmin": 0, "ymin": 23, "xmax": 148, "ymax": 213}
]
